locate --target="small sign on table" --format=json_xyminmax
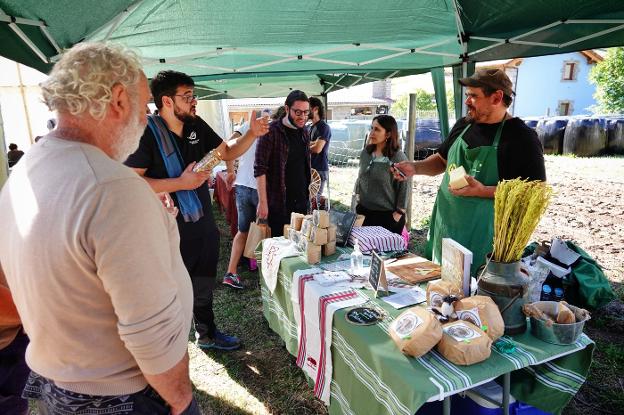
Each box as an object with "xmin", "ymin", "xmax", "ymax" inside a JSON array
[{"xmin": 369, "ymin": 250, "xmax": 388, "ymax": 297}]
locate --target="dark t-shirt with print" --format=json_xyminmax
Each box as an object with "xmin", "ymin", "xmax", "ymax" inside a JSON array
[
  {"xmin": 437, "ymin": 117, "xmax": 546, "ymax": 181},
  {"xmin": 124, "ymin": 115, "xmax": 223, "ymax": 239},
  {"xmin": 309, "ymin": 120, "xmax": 332, "ymax": 171},
  {"xmin": 284, "ymin": 127, "xmax": 309, "ymax": 210}
]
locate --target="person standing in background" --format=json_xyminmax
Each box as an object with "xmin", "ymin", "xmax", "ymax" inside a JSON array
[
  {"xmin": 222, "ymin": 108, "xmax": 272, "ymax": 290},
  {"xmin": 308, "ymin": 97, "xmax": 332, "ymax": 197}
]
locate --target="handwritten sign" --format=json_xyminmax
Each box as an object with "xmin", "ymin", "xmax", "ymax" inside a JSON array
[
  {"xmin": 369, "ymin": 250, "xmax": 388, "ymax": 296},
  {"xmin": 345, "ymin": 307, "xmax": 382, "ymax": 325}
]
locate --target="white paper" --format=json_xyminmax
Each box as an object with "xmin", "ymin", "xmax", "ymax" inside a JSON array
[
  {"xmin": 550, "ymin": 239, "xmax": 581, "ymax": 266},
  {"xmin": 313, "ymin": 271, "xmax": 352, "ymax": 286},
  {"xmin": 382, "ymin": 287, "xmax": 427, "ymax": 309}
]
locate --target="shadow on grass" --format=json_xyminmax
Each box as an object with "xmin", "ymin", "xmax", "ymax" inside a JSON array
[{"xmin": 190, "ymin": 206, "xmax": 327, "ymax": 415}]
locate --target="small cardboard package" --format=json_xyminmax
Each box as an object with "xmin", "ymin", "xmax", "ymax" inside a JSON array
[
  {"xmin": 437, "ymin": 321, "xmax": 492, "ymax": 365},
  {"xmin": 454, "ymin": 296, "xmax": 505, "ymax": 341},
  {"xmin": 327, "ymin": 224, "xmax": 337, "ymax": 242},
  {"xmin": 354, "ymin": 214, "xmax": 365, "ymax": 227},
  {"xmin": 302, "ymin": 239, "xmax": 321, "ymax": 264},
  {"xmin": 426, "ymin": 280, "xmax": 463, "ymax": 308},
  {"xmin": 301, "ymin": 217, "xmax": 313, "ymax": 239},
  {"xmin": 323, "ymin": 240, "xmax": 336, "ymax": 256},
  {"xmin": 390, "ymin": 307, "xmax": 442, "ymax": 358},
  {"xmin": 313, "ymin": 209, "xmax": 330, "ymax": 228},
  {"xmin": 310, "ymin": 226, "xmax": 328, "ymax": 245},
  {"xmin": 290, "ymin": 213, "xmax": 305, "ymax": 231}
]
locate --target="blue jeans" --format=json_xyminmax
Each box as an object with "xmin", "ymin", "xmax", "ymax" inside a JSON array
[{"xmin": 235, "ymin": 185, "xmax": 258, "ymax": 232}]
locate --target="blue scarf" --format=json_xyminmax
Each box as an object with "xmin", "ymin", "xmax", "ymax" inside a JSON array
[{"xmin": 147, "ymin": 115, "xmax": 203, "ymax": 222}]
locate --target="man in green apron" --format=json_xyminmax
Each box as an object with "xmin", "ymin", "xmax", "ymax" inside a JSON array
[{"xmin": 394, "ymin": 69, "xmax": 545, "ymax": 276}]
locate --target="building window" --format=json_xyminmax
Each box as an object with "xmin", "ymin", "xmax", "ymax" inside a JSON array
[
  {"xmin": 562, "ymin": 61, "xmax": 577, "ymax": 81},
  {"xmin": 558, "ymin": 100, "xmax": 573, "ymax": 116}
]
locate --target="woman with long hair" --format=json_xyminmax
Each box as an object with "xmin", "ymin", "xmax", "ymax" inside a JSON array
[{"xmin": 354, "ymin": 115, "xmax": 409, "ymax": 234}]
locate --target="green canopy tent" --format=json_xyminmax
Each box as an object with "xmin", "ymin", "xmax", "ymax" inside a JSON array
[{"xmin": 1, "ymin": 0, "xmax": 624, "ymax": 183}]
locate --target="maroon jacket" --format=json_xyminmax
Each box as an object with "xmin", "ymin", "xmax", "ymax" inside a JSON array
[{"xmin": 254, "ymin": 118, "xmax": 311, "ymax": 215}]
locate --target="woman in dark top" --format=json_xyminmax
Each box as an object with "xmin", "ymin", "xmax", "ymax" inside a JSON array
[{"xmin": 354, "ymin": 115, "xmax": 408, "ymax": 234}]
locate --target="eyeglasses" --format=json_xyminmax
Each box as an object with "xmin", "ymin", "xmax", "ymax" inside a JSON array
[
  {"xmin": 290, "ymin": 108, "xmax": 310, "ymax": 117},
  {"xmin": 172, "ymin": 94, "xmax": 197, "ymax": 103}
]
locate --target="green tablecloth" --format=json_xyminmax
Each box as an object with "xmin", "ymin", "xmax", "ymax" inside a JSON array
[{"xmin": 260, "ymin": 247, "xmax": 594, "ymax": 415}]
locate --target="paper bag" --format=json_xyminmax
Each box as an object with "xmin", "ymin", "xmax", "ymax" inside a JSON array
[
  {"xmin": 390, "ymin": 307, "xmax": 442, "ymax": 358},
  {"xmin": 244, "ymin": 219, "xmax": 271, "ymax": 258}
]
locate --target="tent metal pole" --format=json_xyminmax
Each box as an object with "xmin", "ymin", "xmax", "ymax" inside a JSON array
[
  {"xmin": 324, "ymin": 74, "xmax": 349, "ymax": 94},
  {"xmin": 566, "ymin": 19, "xmax": 624, "ymax": 24},
  {"xmin": 303, "ymin": 56, "xmax": 357, "ymax": 66},
  {"xmin": 8, "ymin": 22, "xmax": 48, "ymax": 63},
  {"xmin": 406, "ymin": 93, "xmax": 416, "ymax": 231},
  {"xmin": 509, "ymin": 20, "xmax": 563, "ymax": 41},
  {"xmin": 175, "ymin": 62, "xmax": 234, "ymax": 72},
  {"xmin": 559, "ymin": 23, "xmax": 624, "ymax": 47},
  {"xmin": 104, "ymin": 2, "xmax": 139, "ymax": 42},
  {"xmin": 0, "ymin": 13, "xmax": 46, "ymax": 27},
  {"xmin": 39, "ymin": 26, "xmax": 61, "ymax": 53},
  {"xmin": 360, "ymin": 51, "xmax": 410, "ymax": 66},
  {"xmin": 0, "ymin": 101, "xmax": 8, "ymax": 187},
  {"xmin": 238, "ymin": 57, "xmax": 298, "ymax": 72}
]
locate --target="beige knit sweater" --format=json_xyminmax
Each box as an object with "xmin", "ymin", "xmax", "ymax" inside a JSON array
[{"xmin": 0, "ymin": 137, "xmax": 193, "ymax": 395}]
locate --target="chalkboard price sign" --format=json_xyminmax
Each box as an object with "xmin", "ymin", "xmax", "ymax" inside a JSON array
[
  {"xmin": 369, "ymin": 250, "xmax": 388, "ymax": 297},
  {"xmin": 345, "ymin": 307, "xmax": 382, "ymax": 325}
]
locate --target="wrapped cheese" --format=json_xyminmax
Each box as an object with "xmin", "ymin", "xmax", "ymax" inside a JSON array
[
  {"xmin": 437, "ymin": 321, "xmax": 492, "ymax": 365},
  {"xmin": 313, "ymin": 209, "xmax": 330, "ymax": 228},
  {"xmin": 556, "ymin": 301, "xmax": 576, "ymax": 324},
  {"xmin": 290, "ymin": 213, "xmax": 305, "ymax": 231},
  {"xmin": 449, "ymin": 165, "xmax": 469, "ymax": 190},
  {"xmin": 322, "ymin": 240, "xmax": 336, "ymax": 256},
  {"xmin": 455, "ymin": 296, "xmax": 504, "ymax": 341},
  {"xmin": 327, "ymin": 224, "xmax": 337, "ymax": 242},
  {"xmin": 310, "ymin": 226, "xmax": 328, "ymax": 245},
  {"xmin": 301, "ymin": 217, "xmax": 313, "ymax": 238},
  {"xmin": 302, "ymin": 239, "xmax": 321, "ymax": 264},
  {"xmin": 283, "ymin": 224, "xmax": 291, "ymax": 237},
  {"xmin": 354, "ymin": 214, "xmax": 366, "ymax": 227},
  {"xmin": 426, "ymin": 280, "xmax": 463, "ymax": 308},
  {"xmin": 390, "ymin": 307, "xmax": 442, "ymax": 358}
]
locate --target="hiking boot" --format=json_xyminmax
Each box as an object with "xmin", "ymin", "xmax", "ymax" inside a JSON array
[
  {"xmin": 197, "ymin": 330, "xmax": 241, "ymax": 351},
  {"xmin": 223, "ymin": 273, "xmax": 244, "ymax": 289}
]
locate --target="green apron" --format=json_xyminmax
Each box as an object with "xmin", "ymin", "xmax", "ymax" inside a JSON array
[{"xmin": 425, "ymin": 120, "xmax": 505, "ymax": 276}]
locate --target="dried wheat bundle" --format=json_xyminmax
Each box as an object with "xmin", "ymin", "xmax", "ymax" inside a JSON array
[{"xmin": 492, "ymin": 179, "xmax": 552, "ymax": 262}]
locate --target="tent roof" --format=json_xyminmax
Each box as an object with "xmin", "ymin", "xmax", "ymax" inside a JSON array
[{"xmin": 1, "ymin": 1, "xmax": 624, "ymax": 98}]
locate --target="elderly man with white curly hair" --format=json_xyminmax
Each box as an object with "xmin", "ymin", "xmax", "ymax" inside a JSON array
[{"xmin": 0, "ymin": 43, "xmax": 200, "ymax": 415}]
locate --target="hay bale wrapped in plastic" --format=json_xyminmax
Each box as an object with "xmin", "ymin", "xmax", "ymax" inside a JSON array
[
  {"xmin": 563, "ymin": 117, "xmax": 607, "ymax": 157},
  {"xmin": 536, "ymin": 117, "xmax": 568, "ymax": 155},
  {"xmin": 607, "ymin": 118, "xmax": 624, "ymax": 153}
]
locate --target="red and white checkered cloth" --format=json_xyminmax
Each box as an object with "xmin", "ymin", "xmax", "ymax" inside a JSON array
[{"xmin": 349, "ymin": 226, "xmax": 405, "ymax": 253}]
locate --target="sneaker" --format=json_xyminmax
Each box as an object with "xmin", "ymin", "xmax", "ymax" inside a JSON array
[
  {"xmin": 223, "ymin": 273, "xmax": 244, "ymax": 289},
  {"xmin": 197, "ymin": 330, "xmax": 241, "ymax": 351}
]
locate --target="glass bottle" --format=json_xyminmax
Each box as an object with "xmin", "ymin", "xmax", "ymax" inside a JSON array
[
  {"xmin": 193, "ymin": 149, "xmax": 222, "ymax": 173},
  {"xmin": 350, "ymin": 238, "xmax": 364, "ymax": 274}
]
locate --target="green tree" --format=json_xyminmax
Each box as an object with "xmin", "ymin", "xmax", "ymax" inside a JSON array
[
  {"xmin": 391, "ymin": 89, "xmax": 436, "ymax": 118},
  {"xmin": 590, "ymin": 47, "xmax": 624, "ymax": 113}
]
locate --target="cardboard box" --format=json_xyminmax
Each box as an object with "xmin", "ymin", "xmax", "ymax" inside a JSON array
[
  {"xmin": 354, "ymin": 214, "xmax": 365, "ymax": 227},
  {"xmin": 323, "ymin": 240, "xmax": 336, "ymax": 256},
  {"xmin": 290, "ymin": 213, "xmax": 304, "ymax": 231},
  {"xmin": 313, "ymin": 209, "xmax": 330, "ymax": 228},
  {"xmin": 310, "ymin": 226, "xmax": 328, "ymax": 245},
  {"xmin": 304, "ymin": 240, "xmax": 322, "ymax": 264},
  {"xmin": 327, "ymin": 224, "xmax": 337, "ymax": 242},
  {"xmin": 301, "ymin": 217, "xmax": 313, "ymax": 238}
]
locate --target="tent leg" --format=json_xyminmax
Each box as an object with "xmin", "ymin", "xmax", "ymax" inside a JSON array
[
  {"xmin": 0, "ymin": 100, "xmax": 9, "ymax": 187},
  {"xmin": 431, "ymin": 67, "xmax": 449, "ymax": 139},
  {"xmin": 405, "ymin": 93, "xmax": 416, "ymax": 231}
]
